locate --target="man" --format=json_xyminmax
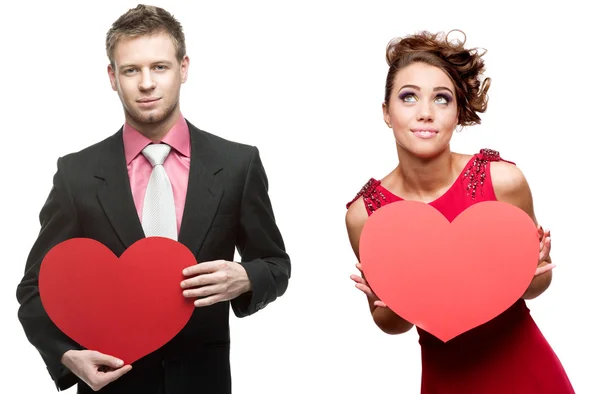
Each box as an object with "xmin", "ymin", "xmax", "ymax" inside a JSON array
[{"xmin": 16, "ymin": 4, "xmax": 290, "ymax": 393}]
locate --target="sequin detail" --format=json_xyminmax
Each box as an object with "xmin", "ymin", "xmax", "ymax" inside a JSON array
[
  {"xmin": 346, "ymin": 178, "xmax": 388, "ymax": 214},
  {"xmin": 463, "ymin": 148, "xmax": 501, "ymax": 199}
]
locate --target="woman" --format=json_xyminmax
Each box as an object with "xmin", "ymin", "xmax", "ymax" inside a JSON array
[{"xmin": 345, "ymin": 31, "xmax": 574, "ymax": 394}]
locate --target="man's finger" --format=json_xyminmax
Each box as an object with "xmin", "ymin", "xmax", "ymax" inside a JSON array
[
  {"xmin": 182, "ymin": 260, "xmax": 222, "ymax": 276},
  {"xmin": 183, "ymin": 284, "xmax": 222, "ymax": 298},
  {"xmin": 91, "ymin": 352, "xmax": 124, "ymax": 369},
  {"xmin": 194, "ymin": 294, "xmax": 223, "ymax": 307},
  {"xmin": 180, "ymin": 272, "xmax": 222, "ymax": 289},
  {"xmin": 101, "ymin": 365, "xmax": 133, "ymax": 384}
]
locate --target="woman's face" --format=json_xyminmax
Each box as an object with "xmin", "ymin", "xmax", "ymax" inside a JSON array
[{"xmin": 383, "ymin": 62, "xmax": 459, "ymax": 159}]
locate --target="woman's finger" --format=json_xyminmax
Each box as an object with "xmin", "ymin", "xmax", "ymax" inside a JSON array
[{"xmin": 534, "ymin": 263, "xmax": 555, "ymax": 277}]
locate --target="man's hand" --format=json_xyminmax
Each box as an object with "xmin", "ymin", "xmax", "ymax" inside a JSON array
[
  {"xmin": 181, "ymin": 260, "xmax": 251, "ymax": 307},
  {"xmin": 61, "ymin": 350, "xmax": 131, "ymax": 391}
]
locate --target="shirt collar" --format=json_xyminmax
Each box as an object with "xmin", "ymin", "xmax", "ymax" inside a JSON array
[{"xmin": 123, "ymin": 113, "xmax": 190, "ymax": 165}]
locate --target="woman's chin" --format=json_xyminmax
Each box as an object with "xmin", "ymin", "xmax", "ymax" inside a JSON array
[{"xmin": 398, "ymin": 141, "xmax": 448, "ymax": 160}]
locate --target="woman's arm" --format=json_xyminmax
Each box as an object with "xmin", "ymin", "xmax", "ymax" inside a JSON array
[
  {"xmin": 491, "ymin": 161, "xmax": 554, "ymax": 300},
  {"xmin": 346, "ymin": 199, "xmax": 414, "ymax": 334}
]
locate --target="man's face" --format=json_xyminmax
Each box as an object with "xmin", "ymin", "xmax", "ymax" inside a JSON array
[{"xmin": 108, "ymin": 31, "xmax": 188, "ymax": 131}]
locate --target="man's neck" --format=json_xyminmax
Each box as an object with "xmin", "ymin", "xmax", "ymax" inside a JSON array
[{"xmin": 126, "ymin": 109, "xmax": 181, "ymax": 142}]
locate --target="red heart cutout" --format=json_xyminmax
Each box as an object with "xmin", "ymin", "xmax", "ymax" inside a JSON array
[
  {"xmin": 359, "ymin": 200, "xmax": 539, "ymax": 342},
  {"xmin": 39, "ymin": 237, "xmax": 196, "ymax": 365}
]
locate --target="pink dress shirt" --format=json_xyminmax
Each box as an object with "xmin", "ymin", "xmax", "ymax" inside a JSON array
[{"xmin": 122, "ymin": 113, "xmax": 190, "ymax": 236}]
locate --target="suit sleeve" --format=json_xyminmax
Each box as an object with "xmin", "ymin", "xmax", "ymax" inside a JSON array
[
  {"xmin": 16, "ymin": 158, "xmax": 82, "ymax": 391},
  {"xmin": 231, "ymin": 146, "xmax": 291, "ymax": 317}
]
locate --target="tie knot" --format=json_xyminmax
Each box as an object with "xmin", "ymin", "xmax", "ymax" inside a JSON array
[{"xmin": 142, "ymin": 143, "xmax": 171, "ymax": 167}]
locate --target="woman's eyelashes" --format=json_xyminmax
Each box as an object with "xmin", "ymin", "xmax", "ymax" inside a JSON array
[
  {"xmin": 435, "ymin": 93, "xmax": 453, "ymax": 104},
  {"xmin": 398, "ymin": 91, "xmax": 453, "ymax": 104},
  {"xmin": 399, "ymin": 91, "xmax": 418, "ymax": 102}
]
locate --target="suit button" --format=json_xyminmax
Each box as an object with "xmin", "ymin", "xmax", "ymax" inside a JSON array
[{"xmin": 160, "ymin": 359, "xmax": 165, "ymax": 367}]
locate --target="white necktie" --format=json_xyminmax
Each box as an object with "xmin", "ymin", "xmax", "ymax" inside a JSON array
[{"xmin": 141, "ymin": 143, "xmax": 178, "ymax": 240}]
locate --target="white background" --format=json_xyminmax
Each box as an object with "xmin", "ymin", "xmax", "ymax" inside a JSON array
[{"xmin": 1, "ymin": 0, "xmax": 598, "ymax": 393}]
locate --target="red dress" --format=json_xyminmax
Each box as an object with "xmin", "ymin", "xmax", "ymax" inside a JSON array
[{"xmin": 347, "ymin": 149, "xmax": 575, "ymax": 394}]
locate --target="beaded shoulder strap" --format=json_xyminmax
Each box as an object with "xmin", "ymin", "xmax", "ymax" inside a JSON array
[
  {"xmin": 345, "ymin": 178, "xmax": 389, "ymax": 215},
  {"xmin": 463, "ymin": 148, "xmax": 514, "ymax": 199}
]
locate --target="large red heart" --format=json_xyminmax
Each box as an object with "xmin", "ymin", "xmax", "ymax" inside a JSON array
[
  {"xmin": 359, "ymin": 200, "xmax": 539, "ymax": 342},
  {"xmin": 39, "ymin": 237, "xmax": 196, "ymax": 365}
]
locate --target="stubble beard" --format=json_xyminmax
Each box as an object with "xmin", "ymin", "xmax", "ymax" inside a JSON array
[{"xmin": 126, "ymin": 97, "xmax": 179, "ymax": 128}]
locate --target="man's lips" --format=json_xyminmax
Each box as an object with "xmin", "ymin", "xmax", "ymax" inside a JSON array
[{"xmin": 137, "ymin": 97, "xmax": 161, "ymax": 103}]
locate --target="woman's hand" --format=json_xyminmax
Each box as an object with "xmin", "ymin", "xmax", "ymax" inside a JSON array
[
  {"xmin": 535, "ymin": 225, "xmax": 555, "ymax": 277},
  {"xmin": 350, "ymin": 263, "xmax": 387, "ymax": 308}
]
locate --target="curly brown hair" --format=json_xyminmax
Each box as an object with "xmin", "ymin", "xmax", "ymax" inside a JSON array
[
  {"xmin": 384, "ymin": 30, "xmax": 490, "ymax": 126},
  {"xmin": 106, "ymin": 4, "xmax": 186, "ymax": 67}
]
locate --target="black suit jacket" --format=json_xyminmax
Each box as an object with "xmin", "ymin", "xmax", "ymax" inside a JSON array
[{"xmin": 16, "ymin": 120, "xmax": 291, "ymax": 393}]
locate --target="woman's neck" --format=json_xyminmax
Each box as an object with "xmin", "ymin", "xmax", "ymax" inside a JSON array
[{"xmin": 391, "ymin": 145, "xmax": 460, "ymax": 202}]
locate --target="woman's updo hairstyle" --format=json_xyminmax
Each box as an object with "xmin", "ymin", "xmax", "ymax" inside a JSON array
[{"xmin": 384, "ymin": 30, "xmax": 490, "ymax": 126}]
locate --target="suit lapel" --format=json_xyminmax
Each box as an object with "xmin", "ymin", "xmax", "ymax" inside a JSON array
[
  {"xmin": 178, "ymin": 123, "xmax": 224, "ymax": 257},
  {"xmin": 96, "ymin": 130, "xmax": 146, "ymax": 250},
  {"xmin": 94, "ymin": 123, "xmax": 223, "ymax": 256}
]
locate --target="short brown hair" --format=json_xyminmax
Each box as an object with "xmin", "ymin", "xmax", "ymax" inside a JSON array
[
  {"xmin": 105, "ymin": 4, "xmax": 186, "ymax": 66},
  {"xmin": 384, "ymin": 30, "xmax": 490, "ymax": 126}
]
